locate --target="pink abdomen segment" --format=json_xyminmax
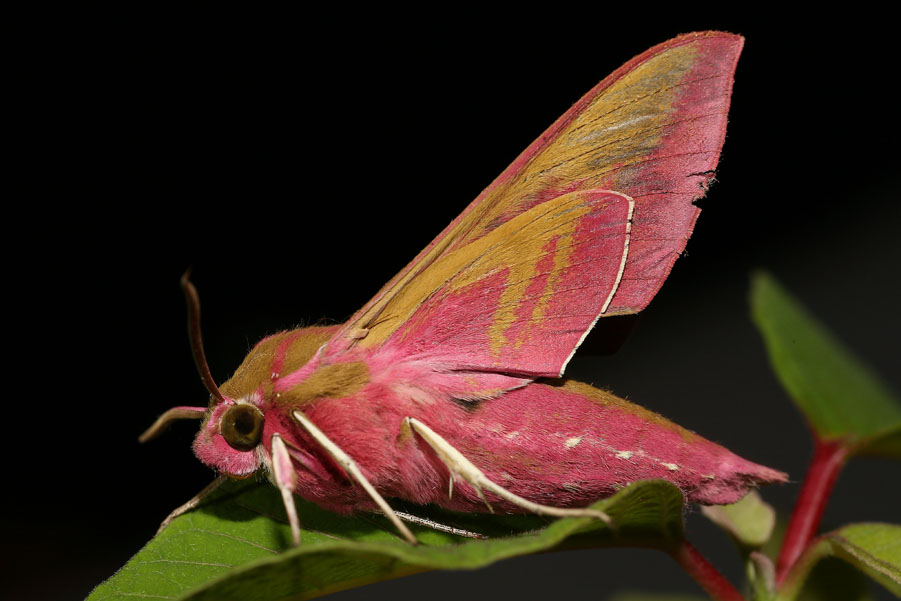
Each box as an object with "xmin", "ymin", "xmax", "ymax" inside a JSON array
[{"xmin": 407, "ymin": 380, "xmax": 785, "ymax": 511}]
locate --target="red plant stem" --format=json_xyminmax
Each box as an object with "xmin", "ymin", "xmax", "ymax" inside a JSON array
[
  {"xmin": 671, "ymin": 540, "xmax": 746, "ymax": 601},
  {"xmin": 775, "ymin": 439, "xmax": 848, "ymax": 585}
]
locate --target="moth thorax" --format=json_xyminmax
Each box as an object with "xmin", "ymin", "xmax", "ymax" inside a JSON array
[{"xmin": 220, "ymin": 404, "xmax": 264, "ymax": 452}]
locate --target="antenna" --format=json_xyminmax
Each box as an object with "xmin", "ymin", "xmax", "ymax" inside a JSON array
[{"xmin": 181, "ymin": 270, "xmax": 225, "ymax": 404}]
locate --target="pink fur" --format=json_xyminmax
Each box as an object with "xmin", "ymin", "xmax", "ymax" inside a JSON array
[
  {"xmin": 193, "ymin": 400, "xmax": 261, "ymax": 476},
  {"xmin": 274, "ymin": 351, "xmax": 323, "ymax": 392},
  {"xmin": 194, "ymin": 340, "xmax": 784, "ymax": 514}
]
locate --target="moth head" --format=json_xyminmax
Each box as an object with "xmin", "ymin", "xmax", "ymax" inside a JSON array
[
  {"xmin": 138, "ymin": 273, "xmax": 264, "ymax": 477},
  {"xmin": 191, "ymin": 396, "xmax": 263, "ymax": 476}
]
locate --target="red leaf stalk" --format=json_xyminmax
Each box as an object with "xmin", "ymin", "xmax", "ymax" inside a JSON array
[
  {"xmin": 671, "ymin": 540, "xmax": 746, "ymax": 601},
  {"xmin": 775, "ymin": 439, "xmax": 848, "ymax": 584}
]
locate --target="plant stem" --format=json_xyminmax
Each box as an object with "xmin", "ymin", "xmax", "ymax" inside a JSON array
[
  {"xmin": 774, "ymin": 537, "xmax": 832, "ymax": 601},
  {"xmin": 671, "ymin": 540, "xmax": 746, "ymax": 601},
  {"xmin": 775, "ymin": 439, "xmax": 848, "ymax": 584}
]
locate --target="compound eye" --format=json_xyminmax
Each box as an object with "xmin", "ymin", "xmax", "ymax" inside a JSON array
[{"xmin": 220, "ymin": 404, "xmax": 264, "ymax": 452}]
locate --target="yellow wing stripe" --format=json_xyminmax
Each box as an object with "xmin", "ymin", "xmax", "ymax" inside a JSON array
[{"xmin": 360, "ymin": 191, "xmax": 629, "ymax": 358}]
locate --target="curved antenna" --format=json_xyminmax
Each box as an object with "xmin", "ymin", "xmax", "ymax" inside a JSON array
[
  {"xmin": 181, "ymin": 270, "xmax": 226, "ymax": 405},
  {"xmin": 138, "ymin": 406, "xmax": 207, "ymax": 442}
]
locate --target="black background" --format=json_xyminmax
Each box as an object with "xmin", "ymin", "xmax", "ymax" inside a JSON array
[{"xmin": 7, "ymin": 10, "xmax": 900, "ymax": 601}]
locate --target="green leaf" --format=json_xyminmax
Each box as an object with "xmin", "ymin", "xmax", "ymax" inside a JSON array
[
  {"xmin": 824, "ymin": 523, "xmax": 901, "ymax": 596},
  {"xmin": 88, "ymin": 479, "xmax": 685, "ymax": 601},
  {"xmin": 702, "ymin": 490, "xmax": 776, "ymax": 549},
  {"xmin": 780, "ymin": 523, "xmax": 901, "ymax": 599},
  {"xmin": 749, "ymin": 551, "xmax": 777, "ymax": 601},
  {"xmin": 750, "ymin": 272, "xmax": 901, "ymax": 452}
]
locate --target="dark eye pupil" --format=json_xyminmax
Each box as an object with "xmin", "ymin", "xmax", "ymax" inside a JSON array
[
  {"xmin": 233, "ymin": 411, "xmax": 255, "ymax": 435},
  {"xmin": 220, "ymin": 404, "xmax": 263, "ymax": 452}
]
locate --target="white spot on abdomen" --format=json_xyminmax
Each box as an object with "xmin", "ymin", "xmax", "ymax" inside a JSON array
[
  {"xmin": 565, "ymin": 436, "xmax": 583, "ymax": 448},
  {"xmin": 615, "ymin": 450, "xmax": 634, "ymax": 460}
]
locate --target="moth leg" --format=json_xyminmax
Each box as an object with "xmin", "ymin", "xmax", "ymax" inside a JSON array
[
  {"xmin": 156, "ymin": 474, "xmax": 226, "ymax": 535},
  {"xmin": 399, "ymin": 416, "xmax": 455, "ymax": 500},
  {"xmin": 292, "ymin": 410, "xmax": 418, "ymax": 544},
  {"xmin": 391, "ymin": 510, "xmax": 486, "ymax": 539},
  {"xmin": 406, "ymin": 417, "xmax": 611, "ymax": 524},
  {"xmin": 271, "ymin": 434, "xmax": 302, "ymax": 546}
]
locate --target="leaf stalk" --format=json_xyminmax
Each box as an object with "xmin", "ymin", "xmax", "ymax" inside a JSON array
[
  {"xmin": 775, "ymin": 439, "xmax": 848, "ymax": 584},
  {"xmin": 670, "ymin": 540, "xmax": 747, "ymax": 601}
]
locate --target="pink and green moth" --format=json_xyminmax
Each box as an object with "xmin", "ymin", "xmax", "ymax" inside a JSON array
[{"xmin": 142, "ymin": 31, "xmax": 786, "ymax": 545}]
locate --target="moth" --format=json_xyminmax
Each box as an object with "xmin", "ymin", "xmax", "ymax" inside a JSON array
[{"xmin": 143, "ymin": 31, "xmax": 786, "ymax": 545}]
